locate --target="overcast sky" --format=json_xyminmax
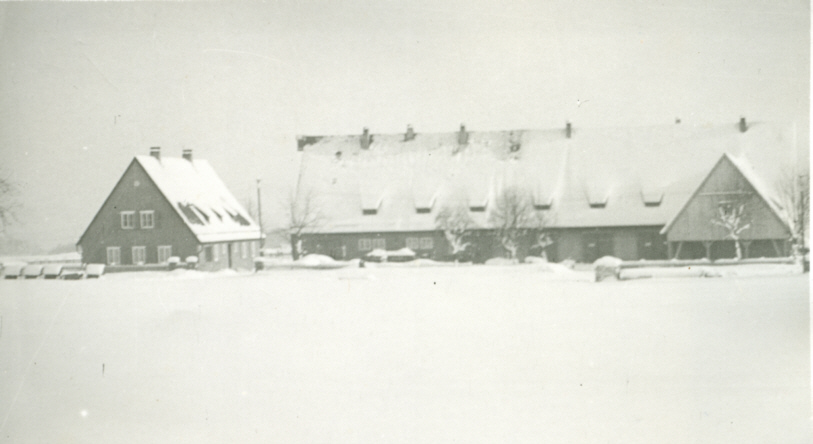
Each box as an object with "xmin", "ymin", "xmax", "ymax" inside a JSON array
[{"xmin": 0, "ymin": 0, "xmax": 808, "ymax": 251}]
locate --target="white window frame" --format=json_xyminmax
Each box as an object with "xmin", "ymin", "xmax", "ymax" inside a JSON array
[
  {"xmin": 212, "ymin": 244, "xmax": 219, "ymax": 261},
  {"xmin": 106, "ymin": 246, "xmax": 121, "ymax": 265},
  {"xmin": 406, "ymin": 237, "xmax": 420, "ymax": 250},
  {"xmin": 157, "ymin": 245, "xmax": 172, "ymax": 264},
  {"xmin": 358, "ymin": 238, "xmax": 372, "ymax": 251},
  {"xmin": 250, "ymin": 241, "xmax": 257, "ymax": 258},
  {"xmin": 420, "ymin": 237, "xmax": 434, "ymax": 250},
  {"xmin": 132, "ymin": 246, "xmax": 147, "ymax": 265},
  {"xmin": 140, "ymin": 210, "xmax": 155, "ymax": 229},
  {"xmin": 372, "ymin": 238, "xmax": 386, "ymax": 250},
  {"xmin": 120, "ymin": 211, "xmax": 135, "ymax": 229}
]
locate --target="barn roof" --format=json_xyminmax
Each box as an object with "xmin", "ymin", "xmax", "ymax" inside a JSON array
[
  {"xmin": 135, "ymin": 155, "xmax": 261, "ymax": 243},
  {"xmin": 295, "ymin": 121, "xmax": 797, "ymax": 233}
]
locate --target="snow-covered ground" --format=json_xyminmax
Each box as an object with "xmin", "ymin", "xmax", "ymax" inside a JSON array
[{"xmin": 0, "ymin": 267, "xmax": 809, "ymax": 443}]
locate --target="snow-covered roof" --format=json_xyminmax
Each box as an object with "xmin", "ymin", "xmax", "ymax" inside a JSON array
[
  {"xmin": 136, "ymin": 155, "xmax": 261, "ymax": 243},
  {"xmin": 295, "ymin": 121, "xmax": 797, "ymax": 233}
]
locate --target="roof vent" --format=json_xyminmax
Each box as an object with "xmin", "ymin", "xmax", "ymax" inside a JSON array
[
  {"xmin": 739, "ymin": 117, "xmax": 747, "ymax": 133},
  {"xmin": 360, "ymin": 127, "xmax": 372, "ymax": 149},
  {"xmin": 182, "ymin": 149, "xmax": 192, "ymax": 161},
  {"xmin": 565, "ymin": 122, "xmax": 572, "ymax": 139},
  {"xmin": 404, "ymin": 125, "xmax": 416, "ymax": 142},
  {"xmin": 150, "ymin": 146, "xmax": 161, "ymax": 160}
]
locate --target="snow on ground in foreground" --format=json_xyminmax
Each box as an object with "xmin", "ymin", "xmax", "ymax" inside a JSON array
[{"xmin": 0, "ymin": 267, "xmax": 809, "ymax": 444}]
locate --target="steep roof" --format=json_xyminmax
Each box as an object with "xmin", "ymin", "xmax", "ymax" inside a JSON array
[
  {"xmin": 135, "ymin": 155, "xmax": 261, "ymax": 243},
  {"xmin": 295, "ymin": 121, "xmax": 797, "ymax": 233}
]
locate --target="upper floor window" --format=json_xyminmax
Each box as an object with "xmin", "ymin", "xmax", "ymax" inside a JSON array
[
  {"xmin": 140, "ymin": 210, "xmax": 155, "ymax": 229},
  {"xmin": 120, "ymin": 211, "xmax": 135, "ymax": 229}
]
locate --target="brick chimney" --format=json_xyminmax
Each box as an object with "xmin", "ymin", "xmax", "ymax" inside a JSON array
[
  {"xmin": 565, "ymin": 122, "xmax": 572, "ymax": 139},
  {"xmin": 150, "ymin": 146, "xmax": 161, "ymax": 160},
  {"xmin": 182, "ymin": 149, "xmax": 193, "ymax": 161},
  {"xmin": 457, "ymin": 124, "xmax": 469, "ymax": 145},
  {"xmin": 360, "ymin": 127, "xmax": 371, "ymax": 149},
  {"xmin": 739, "ymin": 117, "xmax": 747, "ymax": 133},
  {"xmin": 404, "ymin": 124, "xmax": 416, "ymax": 142}
]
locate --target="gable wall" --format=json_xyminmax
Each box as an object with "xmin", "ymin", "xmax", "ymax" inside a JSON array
[
  {"xmin": 78, "ymin": 161, "xmax": 199, "ymax": 264},
  {"xmin": 665, "ymin": 158, "xmax": 790, "ymax": 242}
]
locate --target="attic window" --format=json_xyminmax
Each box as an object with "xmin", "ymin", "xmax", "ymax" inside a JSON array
[
  {"xmin": 363, "ymin": 209, "xmax": 377, "ymax": 216},
  {"xmin": 589, "ymin": 202, "xmax": 607, "ymax": 209},
  {"xmin": 644, "ymin": 201, "xmax": 661, "ymax": 207},
  {"xmin": 416, "ymin": 207, "xmax": 431, "ymax": 214},
  {"xmin": 470, "ymin": 205, "xmax": 486, "ymax": 212},
  {"xmin": 534, "ymin": 203, "xmax": 552, "ymax": 210}
]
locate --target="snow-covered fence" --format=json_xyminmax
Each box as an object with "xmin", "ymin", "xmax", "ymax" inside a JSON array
[{"xmin": 618, "ymin": 257, "xmax": 795, "ymax": 269}]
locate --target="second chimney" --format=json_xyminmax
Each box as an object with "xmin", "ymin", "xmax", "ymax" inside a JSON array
[
  {"xmin": 457, "ymin": 124, "xmax": 469, "ymax": 145},
  {"xmin": 404, "ymin": 125, "xmax": 416, "ymax": 142},
  {"xmin": 739, "ymin": 117, "xmax": 747, "ymax": 133},
  {"xmin": 182, "ymin": 149, "xmax": 193, "ymax": 161},
  {"xmin": 360, "ymin": 127, "xmax": 371, "ymax": 150},
  {"xmin": 150, "ymin": 146, "xmax": 161, "ymax": 160},
  {"xmin": 565, "ymin": 122, "xmax": 572, "ymax": 139}
]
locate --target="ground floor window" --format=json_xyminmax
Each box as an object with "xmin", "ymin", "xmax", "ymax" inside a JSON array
[
  {"xmin": 358, "ymin": 238, "xmax": 372, "ymax": 251},
  {"xmin": 204, "ymin": 245, "xmax": 214, "ymax": 262},
  {"xmin": 132, "ymin": 246, "xmax": 146, "ymax": 265},
  {"xmin": 372, "ymin": 238, "xmax": 386, "ymax": 250},
  {"xmin": 406, "ymin": 237, "xmax": 420, "ymax": 250},
  {"xmin": 406, "ymin": 237, "xmax": 434, "ymax": 250},
  {"xmin": 157, "ymin": 245, "xmax": 172, "ymax": 263},
  {"xmin": 106, "ymin": 246, "xmax": 121, "ymax": 265}
]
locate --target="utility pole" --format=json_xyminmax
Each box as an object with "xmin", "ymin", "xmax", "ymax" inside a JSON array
[{"xmin": 256, "ymin": 179, "xmax": 264, "ymax": 249}]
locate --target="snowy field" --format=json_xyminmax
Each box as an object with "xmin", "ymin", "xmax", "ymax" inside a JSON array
[{"xmin": 0, "ymin": 266, "xmax": 809, "ymax": 443}]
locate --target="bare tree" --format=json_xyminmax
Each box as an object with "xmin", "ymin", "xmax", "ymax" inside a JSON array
[
  {"xmin": 435, "ymin": 204, "xmax": 475, "ymax": 260},
  {"xmin": 776, "ymin": 169, "xmax": 810, "ymax": 254},
  {"xmin": 0, "ymin": 175, "xmax": 18, "ymax": 235},
  {"xmin": 488, "ymin": 186, "xmax": 547, "ymax": 260},
  {"xmin": 710, "ymin": 193, "xmax": 751, "ymax": 259},
  {"xmin": 282, "ymin": 187, "xmax": 325, "ymax": 260}
]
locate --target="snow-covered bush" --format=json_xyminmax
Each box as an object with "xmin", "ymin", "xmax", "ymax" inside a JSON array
[{"xmin": 593, "ymin": 256, "xmax": 623, "ymax": 282}]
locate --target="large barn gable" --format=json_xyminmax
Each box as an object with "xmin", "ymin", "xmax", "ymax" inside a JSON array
[
  {"xmin": 660, "ymin": 153, "xmax": 791, "ymax": 242},
  {"xmin": 295, "ymin": 121, "xmax": 796, "ymax": 234}
]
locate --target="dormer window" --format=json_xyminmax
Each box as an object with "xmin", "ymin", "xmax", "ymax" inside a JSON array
[
  {"xmin": 534, "ymin": 203, "xmax": 552, "ymax": 210},
  {"xmin": 416, "ymin": 207, "xmax": 431, "ymax": 214},
  {"xmin": 470, "ymin": 205, "xmax": 486, "ymax": 212},
  {"xmin": 362, "ymin": 209, "xmax": 377, "ymax": 216},
  {"xmin": 642, "ymin": 190, "xmax": 664, "ymax": 207},
  {"xmin": 589, "ymin": 202, "xmax": 607, "ymax": 209}
]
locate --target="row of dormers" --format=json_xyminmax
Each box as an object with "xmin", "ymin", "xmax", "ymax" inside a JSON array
[{"xmin": 359, "ymin": 191, "xmax": 663, "ymax": 215}]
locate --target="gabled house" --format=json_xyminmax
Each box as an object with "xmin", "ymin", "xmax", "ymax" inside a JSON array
[
  {"xmin": 294, "ymin": 119, "xmax": 797, "ymax": 262},
  {"xmin": 77, "ymin": 147, "xmax": 262, "ymax": 271}
]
